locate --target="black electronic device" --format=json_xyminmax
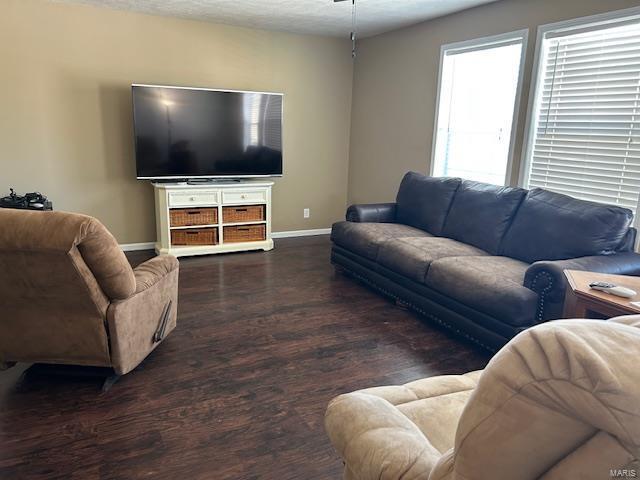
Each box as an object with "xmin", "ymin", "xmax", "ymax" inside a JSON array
[
  {"xmin": 0, "ymin": 188, "xmax": 53, "ymax": 211},
  {"xmin": 132, "ymin": 84, "xmax": 284, "ymax": 180}
]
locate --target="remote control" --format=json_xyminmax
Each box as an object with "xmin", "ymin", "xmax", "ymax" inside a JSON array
[{"xmin": 589, "ymin": 281, "xmax": 637, "ymax": 298}]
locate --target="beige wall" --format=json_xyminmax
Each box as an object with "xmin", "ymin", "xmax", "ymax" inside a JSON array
[
  {"xmin": 0, "ymin": 0, "xmax": 353, "ymax": 243},
  {"xmin": 348, "ymin": 0, "xmax": 640, "ymax": 205},
  {"xmin": 6, "ymin": 0, "xmax": 640, "ymax": 244}
]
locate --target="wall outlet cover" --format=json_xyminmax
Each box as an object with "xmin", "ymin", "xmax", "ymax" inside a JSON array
[{"xmin": 303, "ymin": 208, "xmax": 310, "ymax": 218}]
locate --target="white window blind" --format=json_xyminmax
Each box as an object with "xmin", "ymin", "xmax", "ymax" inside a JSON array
[
  {"xmin": 243, "ymin": 94, "xmax": 282, "ymax": 151},
  {"xmin": 525, "ymin": 19, "xmax": 640, "ymax": 212}
]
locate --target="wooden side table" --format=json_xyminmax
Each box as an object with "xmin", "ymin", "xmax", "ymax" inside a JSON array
[{"xmin": 563, "ymin": 270, "xmax": 640, "ymax": 318}]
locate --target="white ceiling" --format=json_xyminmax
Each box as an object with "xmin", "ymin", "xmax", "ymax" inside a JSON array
[{"xmin": 55, "ymin": 0, "xmax": 501, "ymax": 38}]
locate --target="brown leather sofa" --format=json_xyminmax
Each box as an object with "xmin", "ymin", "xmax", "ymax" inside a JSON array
[
  {"xmin": 0, "ymin": 209, "xmax": 178, "ymax": 381},
  {"xmin": 325, "ymin": 315, "xmax": 640, "ymax": 479},
  {"xmin": 331, "ymin": 172, "xmax": 640, "ymax": 351}
]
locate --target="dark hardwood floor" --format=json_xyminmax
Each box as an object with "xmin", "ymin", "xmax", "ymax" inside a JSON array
[{"xmin": 0, "ymin": 235, "xmax": 490, "ymax": 480}]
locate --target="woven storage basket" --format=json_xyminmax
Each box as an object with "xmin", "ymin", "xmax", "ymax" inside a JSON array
[
  {"xmin": 170, "ymin": 208, "xmax": 217, "ymax": 227},
  {"xmin": 171, "ymin": 228, "xmax": 217, "ymax": 246},
  {"xmin": 222, "ymin": 205, "xmax": 264, "ymax": 223},
  {"xmin": 223, "ymin": 224, "xmax": 266, "ymax": 243}
]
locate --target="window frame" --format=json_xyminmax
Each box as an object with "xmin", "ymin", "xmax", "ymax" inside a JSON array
[
  {"xmin": 430, "ymin": 29, "xmax": 529, "ymax": 185},
  {"xmin": 518, "ymin": 6, "xmax": 640, "ymax": 197}
]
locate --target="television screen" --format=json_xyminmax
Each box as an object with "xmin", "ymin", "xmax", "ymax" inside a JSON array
[{"xmin": 132, "ymin": 85, "xmax": 283, "ymax": 179}]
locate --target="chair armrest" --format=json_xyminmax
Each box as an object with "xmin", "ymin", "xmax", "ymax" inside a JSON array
[
  {"xmin": 133, "ymin": 255, "xmax": 179, "ymax": 293},
  {"xmin": 325, "ymin": 392, "xmax": 440, "ymax": 480},
  {"xmin": 346, "ymin": 203, "xmax": 397, "ymax": 223},
  {"xmin": 524, "ymin": 252, "xmax": 640, "ymax": 319},
  {"xmin": 609, "ymin": 314, "xmax": 640, "ymax": 327},
  {"xmin": 106, "ymin": 255, "xmax": 179, "ymax": 375}
]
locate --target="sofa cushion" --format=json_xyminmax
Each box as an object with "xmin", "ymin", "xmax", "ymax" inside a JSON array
[
  {"xmin": 396, "ymin": 172, "xmax": 461, "ymax": 235},
  {"xmin": 441, "ymin": 181, "xmax": 526, "ymax": 254},
  {"xmin": 377, "ymin": 237, "xmax": 488, "ymax": 284},
  {"xmin": 331, "ymin": 221, "xmax": 431, "ymax": 260},
  {"xmin": 501, "ymin": 188, "xmax": 633, "ymax": 263},
  {"xmin": 425, "ymin": 256, "xmax": 538, "ymax": 327}
]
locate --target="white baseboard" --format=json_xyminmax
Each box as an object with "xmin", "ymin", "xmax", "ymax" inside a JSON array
[
  {"xmin": 120, "ymin": 242, "xmax": 156, "ymax": 252},
  {"xmin": 120, "ymin": 229, "xmax": 330, "ymax": 251},
  {"xmin": 271, "ymin": 228, "xmax": 331, "ymax": 239}
]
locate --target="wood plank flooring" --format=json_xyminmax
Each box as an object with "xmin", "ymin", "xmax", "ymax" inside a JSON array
[{"xmin": 0, "ymin": 235, "xmax": 489, "ymax": 479}]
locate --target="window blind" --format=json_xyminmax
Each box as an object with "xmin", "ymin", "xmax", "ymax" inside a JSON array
[
  {"xmin": 526, "ymin": 21, "xmax": 640, "ymax": 212},
  {"xmin": 262, "ymin": 96, "xmax": 282, "ymax": 151}
]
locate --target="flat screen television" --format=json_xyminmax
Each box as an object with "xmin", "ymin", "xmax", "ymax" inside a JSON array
[{"xmin": 132, "ymin": 84, "xmax": 283, "ymax": 179}]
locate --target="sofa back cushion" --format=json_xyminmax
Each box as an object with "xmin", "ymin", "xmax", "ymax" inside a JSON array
[
  {"xmin": 501, "ymin": 188, "xmax": 633, "ymax": 263},
  {"xmin": 0, "ymin": 209, "xmax": 136, "ymax": 300},
  {"xmin": 0, "ymin": 209, "xmax": 117, "ymax": 367},
  {"xmin": 395, "ymin": 172, "xmax": 461, "ymax": 235},
  {"xmin": 441, "ymin": 181, "xmax": 526, "ymax": 254}
]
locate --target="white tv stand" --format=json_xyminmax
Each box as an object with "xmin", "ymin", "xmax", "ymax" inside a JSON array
[{"xmin": 152, "ymin": 181, "xmax": 274, "ymax": 257}]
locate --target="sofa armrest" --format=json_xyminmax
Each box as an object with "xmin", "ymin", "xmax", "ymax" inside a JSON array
[
  {"xmin": 524, "ymin": 252, "xmax": 640, "ymax": 321},
  {"xmin": 325, "ymin": 392, "xmax": 440, "ymax": 480},
  {"xmin": 106, "ymin": 255, "xmax": 179, "ymax": 375},
  {"xmin": 346, "ymin": 203, "xmax": 396, "ymax": 223}
]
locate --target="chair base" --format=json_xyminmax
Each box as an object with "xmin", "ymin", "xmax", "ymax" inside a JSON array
[
  {"xmin": 20, "ymin": 363, "xmax": 121, "ymax": 392},
  {"xmin": 102, "ymin": 373, "xmax": 122, "ymax": 392},
  {"xmin": 0, "ymin": 361, "xmax": 16, "ymax": 370}
]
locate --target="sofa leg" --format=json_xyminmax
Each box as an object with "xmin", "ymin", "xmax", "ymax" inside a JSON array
[
  {"xmin": 0, "ymin": 361, "xmax": 16, "ymax": 371},
  {"xmin": 395, "ymin": 298, "xmax": 410, "ymax": 310},
  {"xmin": 334, "ymin": 264, "xmax": 350, "ymax": 277},
  {"xmin": 102, "ymin": 374, "xmax": 121, "ymax": 393}
]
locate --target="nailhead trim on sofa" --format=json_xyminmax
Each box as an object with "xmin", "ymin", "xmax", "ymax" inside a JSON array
[
  {"xmin": 530, "ymin": 271, "xmax": 554, "ymax": 322},
  {"xmin": 340, "ymin": 264, "xmax": 497, "ymax": 352}
]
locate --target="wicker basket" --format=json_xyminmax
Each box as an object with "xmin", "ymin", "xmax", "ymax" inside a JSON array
[
  {"xmin": 170, "ymin": 208, "xmax": 217, "ymax": 227},
  {"xmin": 223, "ymin": 224, "xmax": 266, "ymax": 243},
  {"xmin": 222, "ymin": 205, "xmax": 265, "ymax": 223},
  {"xmin": 171, "ymin": 228, "xmax": 218, "ymax": 246}
]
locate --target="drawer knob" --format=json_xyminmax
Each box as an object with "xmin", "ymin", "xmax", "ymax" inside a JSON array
[
  {"xmin": 190, "ymin": 197, "xmax": 195, "ymax": 201},
  {"xmin": 241, "ymin": 194, "xmax": 246, "ymax": 199}
]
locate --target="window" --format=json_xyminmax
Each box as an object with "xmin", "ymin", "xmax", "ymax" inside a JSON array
[
  {"xmin": 432, "ymin": 31, "xmax": 527, "ymax": 185},
  {"xmin": 522, "ymin": 9, "xmax": 640, "ymax": 213}
]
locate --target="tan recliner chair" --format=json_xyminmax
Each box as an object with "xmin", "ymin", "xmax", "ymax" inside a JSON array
[
  {"xmin": 0, "ymin": 209, "xmax": 178, "ymax": 385},
  {"xmin": 325, "ymin": 316, "xmax": 640, "ymax": 479}
]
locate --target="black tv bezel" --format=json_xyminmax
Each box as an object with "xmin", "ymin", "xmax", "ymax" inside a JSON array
[{"xmin": 132, "ymin": 83, "xmax": 284, "ymax": 180}]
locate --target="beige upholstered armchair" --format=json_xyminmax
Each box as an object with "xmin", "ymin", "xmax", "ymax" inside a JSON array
[
  {"xmin": 0, "ymin": 209, "xmax": 178, "ymax": 387},
  {"xmin": 325, "ymin": 316, "xmax": 640, "ymax": 479}
]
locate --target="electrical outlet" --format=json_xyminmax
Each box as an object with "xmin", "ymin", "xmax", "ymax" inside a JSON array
[{"xmin": 303, "ymin": 208, "xmax": 310, "ymax": 219}]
